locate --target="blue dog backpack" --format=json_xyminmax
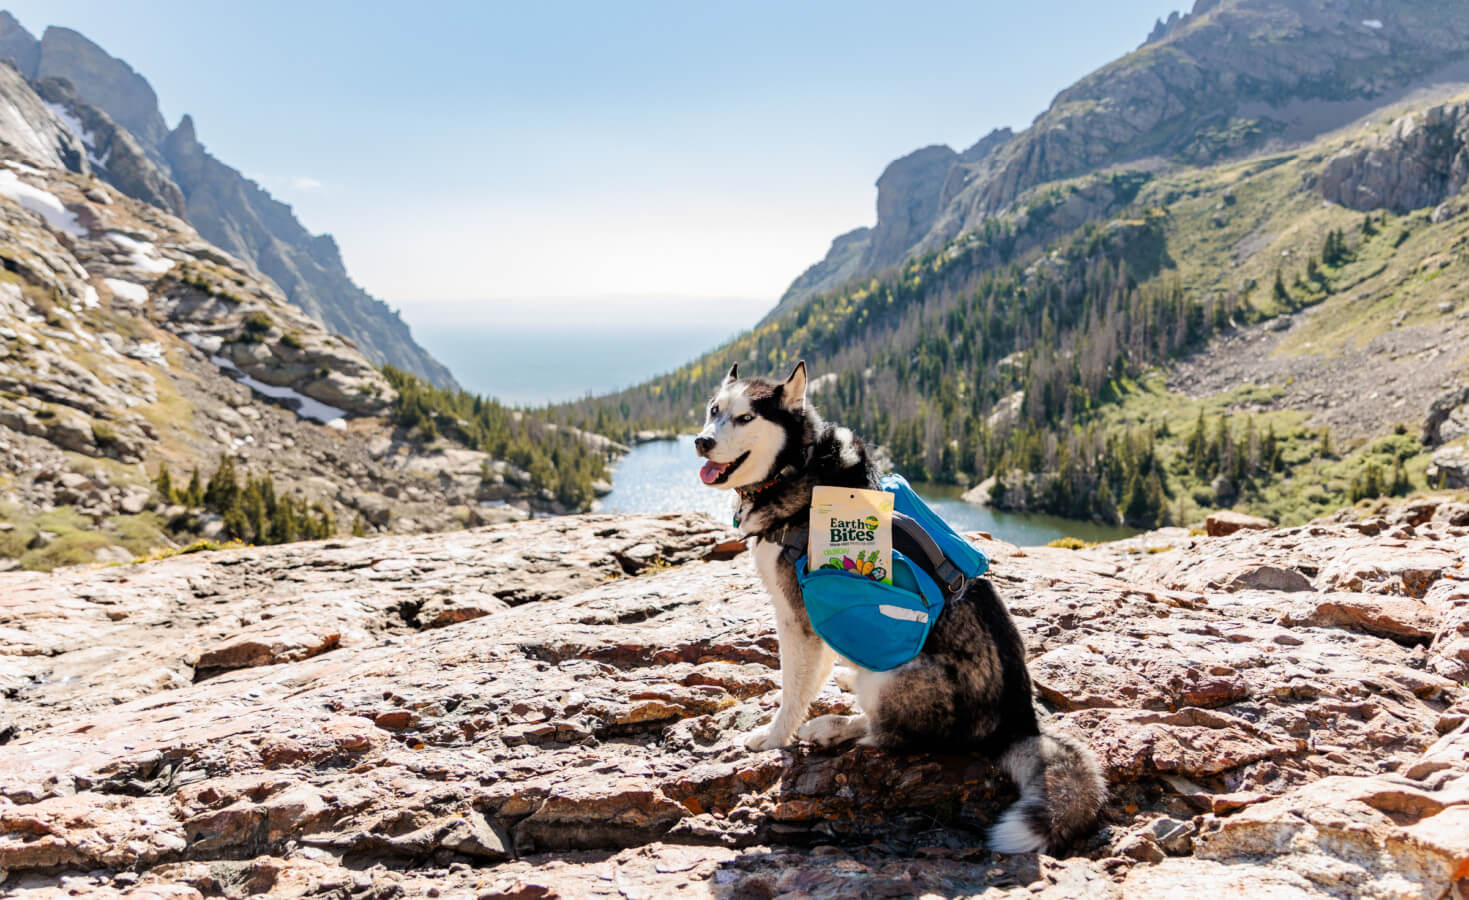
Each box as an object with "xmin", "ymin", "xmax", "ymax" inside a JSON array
[{"xmin": 778, "ymin": 473, "xmax": 990, "ymax": 671}]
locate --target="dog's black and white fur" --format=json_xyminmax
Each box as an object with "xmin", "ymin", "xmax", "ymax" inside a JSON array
[{"xmin": 695, "ymin": 361, "xmax": 1106, "ymax": 854}]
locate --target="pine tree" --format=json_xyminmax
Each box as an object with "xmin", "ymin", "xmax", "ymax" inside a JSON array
[
  {"xmin": 154, "ymin": 465, "xmax": 174, "ymax": 503},
  {"xmin": 184, "ymin": 468, "xmax": 204, "ymax": 508},
  {"xmin": 1350, "ymin": 462, "xmax": 1385, "ymax": 503},
  {"xmin": 1262, "ymin": 423, "xmax": 1280, "ymax": 473},
  {"xmin": 1390, "ymin": 457, "xmax": 1411, "ymax": 496},
  {"xmin": 1122, "ymin": 472, "xmax": 1151, "ymax": 526},
  {"xmin": 204, "ymin": 455, "xmax": 239, "ymax": 512},
  {"xmin": 1186, "ymin": 409, "xmax": 1207, "ymax": 477},
  {"xmin": 1272, "ymin": 268, "xmax": 1291, "ymax": 305}
]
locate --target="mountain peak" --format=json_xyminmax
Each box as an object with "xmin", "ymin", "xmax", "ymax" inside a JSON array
[
  {"xmin": 170, "ymin": 112, "xmax": 196, "ymax": 144},
  {"xmin": 0, "ymin": 9, "xmax": 37, "ymax": 76},
  {"xmin": 35, "ymin": 25, "xmax": 168, "ymax": 149}
]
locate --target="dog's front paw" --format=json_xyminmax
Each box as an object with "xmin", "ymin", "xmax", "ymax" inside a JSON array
[{"xmin": 742, "ymin": 724, "xmax": 793, "ymax": 752}]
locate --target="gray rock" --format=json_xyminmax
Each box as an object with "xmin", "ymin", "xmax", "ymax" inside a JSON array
[
  {"xmin": 116, "ymin": 487, "xmax": 150, "ymax": 515},
  {"xmin": 160, "ymin": 115, "xmax": 458, "ymax": 388},
  {"xmin": 1320, "ymin": 101, "xmax": 1469, "ymax": 214},
  {"xmin": 0, "ymin": 54, "xmax": 88, "ymax": 171},
  {"xmin": 0, "ymin": 12, "xmax": 40, "ymax": 77},
  {"xmin": 34, "ymin": 26, "xmax": 169, "ymax": 149},
  {"xmin": 1226, "ymin": 564, "xmax": 1314, "ymax": 593},
  {"xmin": 1422, "ymin": 384, "xmax": 1469, "ymax": 446},
  {"xmin": 1149, "ymin": 818, "xmax": 1195, "ymax": 856},
  {"xmin": 1427, "ymin": 445, "xmax": 1469, "ymax": 489}
]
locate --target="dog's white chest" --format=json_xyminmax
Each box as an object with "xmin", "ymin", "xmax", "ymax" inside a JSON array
[
  {"xmin": 752, "ymin": 539, "xmax": 800, "ymax": 617},
  {"xmin": 753, "ymin": 538, "xmax": 780, "ymax": 588}
]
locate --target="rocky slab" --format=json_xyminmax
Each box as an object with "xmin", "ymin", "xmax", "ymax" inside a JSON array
[{"xmin": 0, "ymin": 510, "xmax": 1466, "ymax": 897}]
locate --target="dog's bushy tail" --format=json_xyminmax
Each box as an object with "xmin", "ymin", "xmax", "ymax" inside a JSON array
[{"xmin": 988, "ymin": 730, "xmax": 1106, "ymax": 854}]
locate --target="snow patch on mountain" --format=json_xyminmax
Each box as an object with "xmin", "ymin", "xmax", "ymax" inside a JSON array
[
  {"xmin": 104, "ymin": 278, "xmax": 148, "ymax": 304},
  {"xmin": 106, "ymin": 232, "xmax": 173, "ymax": 273},
  {"xmin": 0, "ymin": 170, "xmax": 86, "ymax": 236},
  {"xmin": 211, "ymin": 354, "xmax": 348, "ymax": 427}
]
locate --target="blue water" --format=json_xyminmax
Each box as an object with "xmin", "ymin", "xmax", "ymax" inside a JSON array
[
  {"xmin": 600, "ymin": 436, "xmax": 1137, "ymax": 546},
  {"xmin": 414, "ymin": 323, "xmax": 739, "ymax": 406}
]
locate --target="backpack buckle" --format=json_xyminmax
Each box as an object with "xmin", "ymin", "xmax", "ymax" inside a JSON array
[{"xmin": 936, "ymin": 559, "xmax": 966, "ymax": 596}]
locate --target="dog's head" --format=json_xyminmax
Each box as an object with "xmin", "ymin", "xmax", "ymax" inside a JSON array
[{"xmin": 695, "ymin": 360, "xmax": 808, "ymax": 490}]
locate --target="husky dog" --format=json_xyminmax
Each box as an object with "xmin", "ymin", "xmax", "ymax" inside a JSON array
[{"xmin": 695, "ymin": 360, "xmax": 1106, "ymax": 854}]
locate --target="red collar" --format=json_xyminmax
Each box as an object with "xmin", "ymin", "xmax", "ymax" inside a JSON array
[{"xmin": 735, "ymin": 460, "xmax": 804, "ymax": 500}]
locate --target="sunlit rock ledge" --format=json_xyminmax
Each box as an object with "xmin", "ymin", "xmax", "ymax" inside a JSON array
[{"xmin": 1, "ymin": 502, "xmax": 1467, "ymax": 898}]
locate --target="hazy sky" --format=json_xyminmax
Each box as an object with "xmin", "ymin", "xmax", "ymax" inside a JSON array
[{"xmin": 9, "ymin": 1, "xmax": 1173, "ymax": 330}]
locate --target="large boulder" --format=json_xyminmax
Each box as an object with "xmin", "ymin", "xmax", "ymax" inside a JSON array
[
  {"xmin": 1428, "ymin": 445, "xmax": 1469, "ymax": 489},
  {"xmin": 1423, "ymin": 383, "xmax": 1469, "ymax": 446},
  {"xmin": 1319, "ymin": 100, "xmax": 1469, "ymax": 214}
]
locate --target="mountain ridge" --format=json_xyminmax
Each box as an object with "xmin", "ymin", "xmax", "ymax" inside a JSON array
[
  {"xmin": 778, "ymin": 0, "xmax": 1469, "ymax": 313},
  {"xmin": 0, "ymin": 11, "xmax": 460, "ymax": 389},
  {"xmin": 0, "ymin": 62, "xmax": 611, "ymax": 569}
]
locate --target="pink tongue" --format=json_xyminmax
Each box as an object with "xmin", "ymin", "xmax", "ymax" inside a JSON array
[{"xmin": 699, "ymin": 460, "xmax": 728, "ymax": 485}]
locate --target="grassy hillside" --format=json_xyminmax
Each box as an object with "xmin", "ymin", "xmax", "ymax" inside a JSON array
[{"xmin": 567, "ymin": 99, "xmax": 1469, "ymax": 528}]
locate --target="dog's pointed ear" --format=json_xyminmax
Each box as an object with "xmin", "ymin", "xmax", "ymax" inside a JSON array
[
  {"xmin": 722, "ymin": 363, "xmax": 739, "ymax": 386},
  {"xmin": 780, "ymin": 360, "xmax": 807, "ymax": 411}
]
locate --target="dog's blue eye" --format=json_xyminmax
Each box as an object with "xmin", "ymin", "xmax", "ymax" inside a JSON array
[{"xmin": 737, "ymin": 414, "xmax": 754, "ymax": 424}]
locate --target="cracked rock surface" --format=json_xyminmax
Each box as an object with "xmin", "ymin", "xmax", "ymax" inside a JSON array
[{"xmin": 1, "ymin": 506, "xmax": 1467, "ymax": 898}]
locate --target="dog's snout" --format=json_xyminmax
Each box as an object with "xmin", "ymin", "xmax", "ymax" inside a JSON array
[{"xmin": 694, "ymin": 436, "xmax": 715, "ymax": 454}]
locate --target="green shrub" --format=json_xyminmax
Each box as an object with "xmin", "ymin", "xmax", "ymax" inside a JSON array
[
  {"xmin": 153, "ymin": 456, "xmax": 334, "ymax": 545},
  {"xmin": 240, "ymin": 311, "xmax": 274, "ymax": 343}
]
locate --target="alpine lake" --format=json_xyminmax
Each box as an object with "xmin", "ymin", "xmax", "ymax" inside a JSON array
[{"xmin": 597, "ymin": 435, "xmax": 1138, "ymax": 546}]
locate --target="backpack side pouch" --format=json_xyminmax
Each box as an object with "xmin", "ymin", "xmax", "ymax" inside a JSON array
[{"xmin": 796, "ymin": 549, "xmax": 946, "ymax": 671}]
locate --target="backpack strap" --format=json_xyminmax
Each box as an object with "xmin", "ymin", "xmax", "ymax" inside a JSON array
[
  {"xmin": 773, "ymin": 522, "xmax": 808, "ymax": 568},
  {"xmin": 893, "ymin": 512, "xmax": 968, "ymax": 596}
]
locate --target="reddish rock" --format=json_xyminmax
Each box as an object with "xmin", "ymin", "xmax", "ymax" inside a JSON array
[
  {"xmin": 1204, "ymin": 511, "xmax": 1273, "ymax": 536},
  {"xmin": 0, "ymin": 505, "xmax": 1466, "ymax": 896},
  {"xmin": 1293, "ymin": 594, "xmax": 1439, "ymax": 642}
]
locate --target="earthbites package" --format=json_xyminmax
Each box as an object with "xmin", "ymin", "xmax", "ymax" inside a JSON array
[{"xmin": 808, "ymin": 486, "xmax": 894, "ymax": 585}]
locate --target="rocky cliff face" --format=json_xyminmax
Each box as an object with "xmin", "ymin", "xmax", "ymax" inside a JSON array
[
  {"xmin": 31, "ymin": 26, "xmax": 168, "ymax": 155},
  {"xmin": 1319, "ymin": 97, "xmax": 1469, "ymax": 213},
  {"xmin": 0, "ymin": 65, "xmax": 567, "ymax": 567},
  {"xmin": 30, "ymin": 77, "xmax": 184, "ymax": 217},
  {"xmin": 0, "ymin": 13, "xmax": 459, "ymax": 389},
  {"xmin": 155, "ymin": 114, "xmax": 458, "ymax": 389},
  {"xmin": 1, "ymin": 503, "xmax": 1466, "ymax": 897},
  {"xmin": 782, "ymin": 0, "xmax": 1469, "ymax": 309}
]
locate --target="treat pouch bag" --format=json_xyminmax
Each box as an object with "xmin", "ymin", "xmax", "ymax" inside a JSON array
[{"xmin": 808, "ymin": 486, "xmax": 894, "ymax": 585}]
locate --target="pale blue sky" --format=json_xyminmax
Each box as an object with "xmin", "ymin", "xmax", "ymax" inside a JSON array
[{"xmin": 9, "ymin": 1, "xmax": 1175, "ymax": 331}]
